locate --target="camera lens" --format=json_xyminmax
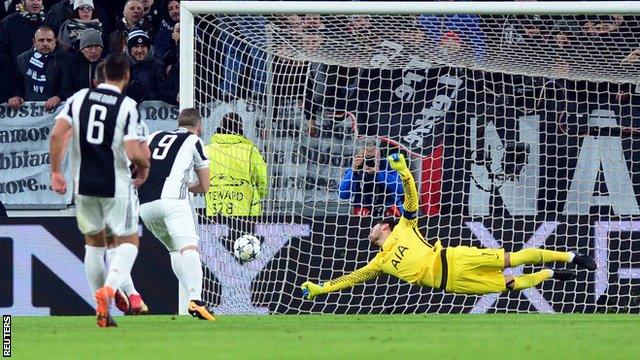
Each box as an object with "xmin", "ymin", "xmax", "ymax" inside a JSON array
[{"xmin": 364, "ymin": 157, "xmax": 376, "ymax": 167}]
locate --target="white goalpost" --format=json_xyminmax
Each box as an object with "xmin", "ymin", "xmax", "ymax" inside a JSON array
[{"xmin": 180, "ymin": 1, "xmax": 640, "ymax": 314}]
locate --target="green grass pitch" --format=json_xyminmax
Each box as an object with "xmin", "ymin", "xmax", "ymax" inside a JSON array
[{"xmin": 12, "ymin": 314, "xmax": 639, "ymax": 359}]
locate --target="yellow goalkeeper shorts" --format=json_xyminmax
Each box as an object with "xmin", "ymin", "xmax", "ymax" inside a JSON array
[{"xmin": 445, "ymin": 246, "xmax": 507, "ymax": 295}]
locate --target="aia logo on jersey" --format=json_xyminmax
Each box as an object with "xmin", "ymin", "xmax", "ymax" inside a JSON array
[{"xmin": 391, "ymin": 246, "xmax": 409, "ymax": 270}]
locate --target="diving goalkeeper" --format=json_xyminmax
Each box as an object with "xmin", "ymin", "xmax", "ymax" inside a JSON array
[{"xmin": 301, "ymin": 153, "xmax": 597, "ymax": 299}]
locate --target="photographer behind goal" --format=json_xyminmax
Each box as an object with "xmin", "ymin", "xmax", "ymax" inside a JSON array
[{"xmin": 338, "ymin": 138, "xmax": 404, "ymax": 217}]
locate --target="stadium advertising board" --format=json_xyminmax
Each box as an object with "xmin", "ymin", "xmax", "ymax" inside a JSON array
[
  {"xmin": 0, "ymin": 218, "xmax": 177, "ymax": 316},
  {"xmin": 1, "ymin": 215, "xmax": 638, "ymax": 315}
]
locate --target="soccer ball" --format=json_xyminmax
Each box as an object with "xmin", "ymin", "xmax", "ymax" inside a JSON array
[{"xmin": 233, "ymin": 234, "xmax": 261, "ymax": 262}]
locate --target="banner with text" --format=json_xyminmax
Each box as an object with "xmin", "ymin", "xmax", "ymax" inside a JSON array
[
  {"xmin": 0, "ymin": 101, "xmax": 180, "ymax": 207},
  {"xmin": 0, "ymin": 103, "xmax": 72, "ymax": 206}
]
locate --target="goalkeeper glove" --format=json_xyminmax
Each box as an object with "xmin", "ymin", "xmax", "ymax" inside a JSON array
[
  {"xmin": 387, "ymin": 153, "xmax": 408, "ymax": 172},
  {"xmin": 301, "ymin": 281, "xmax": 327, "ymax": 300}
]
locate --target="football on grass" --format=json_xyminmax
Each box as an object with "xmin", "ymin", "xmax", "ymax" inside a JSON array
[{"xmin": 233, "ymin": 234, "xmax": 261, "ymax": 262}]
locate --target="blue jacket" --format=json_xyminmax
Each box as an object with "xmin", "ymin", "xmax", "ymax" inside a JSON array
[{"xmin": 339, "ymin": 160, "xmax": 404, "ymax": 209}]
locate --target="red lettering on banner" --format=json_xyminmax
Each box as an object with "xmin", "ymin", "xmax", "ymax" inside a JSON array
[{"xmin": 420, "ymin": 142, "xmax": 444, "ymax": 216}]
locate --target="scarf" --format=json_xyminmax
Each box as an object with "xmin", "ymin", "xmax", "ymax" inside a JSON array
[
  {"xmin": 67, "ymin": 18, "xmax": 103, "ymax": 34},
  {"xmin": 63, "ymin": 18, "xmax": 103, "ymax": 49},
  {"xmin": 26, "ymin": 50, "xmax": 50, "ymax": 94},
  {"xmin": 20, "ymin": 10, "xmax": 45, "ymax": 23}
]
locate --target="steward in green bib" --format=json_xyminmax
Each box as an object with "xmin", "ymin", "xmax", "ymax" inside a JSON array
[{"xmin": 205, "ymin": 113, "xmax": 268, "ymax": 216}]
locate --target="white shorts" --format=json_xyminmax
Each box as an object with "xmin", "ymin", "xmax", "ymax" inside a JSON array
[
  {"xmin": 75, "ymin": 193, "xmax": 139, "ymax": 237},
  {"xmin": 139, "ymin": 198, "xmax": 198, "ymax": 252}
]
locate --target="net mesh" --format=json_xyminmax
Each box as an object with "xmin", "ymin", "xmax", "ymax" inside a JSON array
[{"xmin": 189, "ymin": 11, "xmax": 640, "ymax": 314}]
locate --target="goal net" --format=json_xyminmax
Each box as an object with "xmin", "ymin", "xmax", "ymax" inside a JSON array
[{"xmin": 182, "ymin": 1, "xmax": 640, "ymax": 314}]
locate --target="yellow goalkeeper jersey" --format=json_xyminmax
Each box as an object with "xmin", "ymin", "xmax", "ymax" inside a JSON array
[{"xmin": 324, "ymin": 167, "xmax": 445, "ymax": 293}]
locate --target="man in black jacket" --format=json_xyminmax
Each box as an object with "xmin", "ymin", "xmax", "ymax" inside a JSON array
[
  {"xmin": 0, "ymin": 0, "xmax": 46, "ymax": 60},
  {"xmin": 152, "ymin": 0, "xmax": 178, "ymax": 58},
  {"xmin": 61, "ymin": 28, "xmax": 103, "ymax": 98},
  {"xmin": 109, "ymin": 0, "xmax": 151, "ymax": 54},
  {"xmin": 9, "ymin": 25, "xmax": 67, "ymax": 110},
  {"xmin": 0, "ymin": 52, "xmax": 15, "ymax": 103},
  {"xmin": 0, "ymin": 1, "xmax": 22, "ymax": 22},
  {"xmin": 126, "ymin": 28, "xmax": 164, "ymax": 102},
  {"xmin": 159, "ymin": 21, "xmax": 178, "ymax": 104}
]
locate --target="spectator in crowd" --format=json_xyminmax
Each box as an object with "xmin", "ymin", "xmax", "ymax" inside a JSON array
[
  {"xmin": 418, "ymin": 13, "xmax": 486, "ymax": 62},
  {"xmin": 61, "ymin": 28, "xmax": 103, "ymax": 98},
  {"xmin": 57, "ymin": 0, "xmax": 103, "ymax": 52},
  {"xmin": 140, "ymin": 0, "xmax": 161, "ymax": 36},
  {"xmin": 622, "ymin": 48, "xmax": 640, "ymax": 64},
  {"xmin": 0, "ymin": 0, "xmax": 46, "ymax": 60},
  {"xmin": 46, "ymin": 0, "xmax": 108, "ymax": 38},
  {"xmin": 205, "ymin": 113, "xmax": 268, "ymax": 217},
  {"xmin": 153, "ymin": 0, "xmax": 178, "ymax": 58},
  {"xmin": 10, "ymin": 25, "xmax": 67, "ymax": 110},
  {"xmin": 578, "ymin": 15, "xmax": 632, "ymax": 60},
  {"xmin": 218, "ymin": 14, "xmax": 267, "ymax": 99},
  {"xmin": 109, "ymin": 0, "xmax": 150, "ymax": 54},
  {"xmin": 126, "ymin": 28, "xmax": 164, "ymax": 102},
  {"xmin": 159, "ymin": 21, "xmax": 179, "ymax": 104},
  {"xmin": 499, "ymin": 14, "xmax": 557, "ymax": 51},
  {"xmin": 0, "ymin": 1, "xmax": 21, "ymax": 21},
  {"xmin": 0, "ymin": 52, "xmax": 14, "ymax": 103},
  {"xmin": 339, "ymin": 138, "xmax": 404, "ymax": 217}
]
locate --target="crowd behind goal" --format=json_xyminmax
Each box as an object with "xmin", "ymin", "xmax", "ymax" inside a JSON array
[{"xmin": 1, "ymin": 1, "xmax": 639, "ymax": 115}]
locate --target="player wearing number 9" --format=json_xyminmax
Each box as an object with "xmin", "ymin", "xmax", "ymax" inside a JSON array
[
  {"xmin": 204, "ymin": 113, "xmax": 268, "ymax": 216},
  {"xmin": 301, "ymin": 153, "xmax": 597, "ymax": 301},
  {"xmin": 137, "ymin": 108, "xmax": 216, "ymax": 320}
]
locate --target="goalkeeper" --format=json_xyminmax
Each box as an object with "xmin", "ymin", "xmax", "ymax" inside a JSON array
[{"xmin": 302, "ymin": 153, "xmax": 597, "ymax": 299}]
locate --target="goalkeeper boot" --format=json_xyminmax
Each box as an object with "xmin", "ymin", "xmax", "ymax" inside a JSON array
[
  {"xmin": 552, "ymin": 269, "xmax": 577, "ymax": 281},
  {"xmin": 129, "ymin": 293, "xmax": 149, "ymax": 315},
  {"xmin": 114, "ymin": 289, "xmax": 130, "ymax": 313},
  {"xmin": 95, "ymin": 286, "xmax": 117, "ymax": 328},
  {"xmin": 571, "ymin": 252, "xmax": 597, "ymax": 271},
  {"xmin": 188, "ymin": 300, "xmax": 216, "ymax": 321}
]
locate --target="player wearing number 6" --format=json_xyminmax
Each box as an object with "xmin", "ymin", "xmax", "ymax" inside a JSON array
[
  {"xmin": 50, "ymin": 53, "xmax": 150, "ymax": 327},
  {"xmin": 137, "ymin": 108, "xmax": 215, "ymax": 320},
  {"xmin": 301, "ymin": 153, "xmax": 597, "ymax": 300}
]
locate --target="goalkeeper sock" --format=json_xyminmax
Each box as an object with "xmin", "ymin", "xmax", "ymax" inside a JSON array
[
  {"xmin": 107, "ymin": 247, "xmax": 138, "ymax": 296},
  {"xmin": 181, "ymin": 249, "xmax": 204, "ymax": 301},
  {"xmin": 84, "ymin": 245, "xmax": 106, "ymax": 293},
  {"xmin": 510, "ymin": 269, "xmax": 553, "ymax": 291},
  {"xmin": 105, "ymin": 243, "xmax": 138, "ymax": 291},
  {"xmin": 509, "ymin": 248, "xmax": 571, "ymax": 267},
  {"xmin": 170, "ymin": 251, "xmax": 189, "ymax": 295}
]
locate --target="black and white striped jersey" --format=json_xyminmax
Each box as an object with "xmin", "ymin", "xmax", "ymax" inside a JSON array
[
  {"xmin": 56, "ymin": 83, "xmax": 146, "ymax": 197},
  {"xmin": 138, "ymin": 128, "xmax": 209, "ymax": 204}
]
